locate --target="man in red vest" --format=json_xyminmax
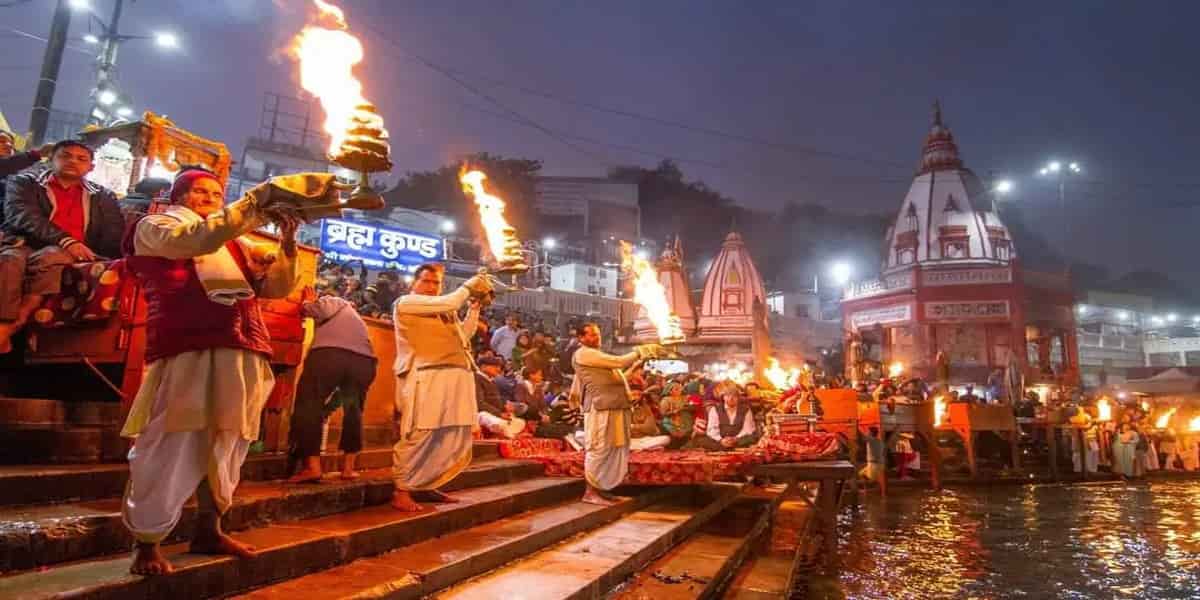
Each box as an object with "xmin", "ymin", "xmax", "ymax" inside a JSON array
[{"xmin": 119, "ymin": 167, "xmax": 335, "ymax": 575}]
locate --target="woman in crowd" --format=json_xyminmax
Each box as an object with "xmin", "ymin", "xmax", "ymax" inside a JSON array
[
  {"xmin": 511, "ymin": 330, "xmax": 532, "ymax": 372},
  {"xmin": 1111, "ymin": 422, "xmax": 1139, "ymax": 478},
  {"xmin": 659, "ymin": 381, "xmax": 694, "ymax": 448}
]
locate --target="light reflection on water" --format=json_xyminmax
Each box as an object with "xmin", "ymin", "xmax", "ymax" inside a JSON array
[{"xmin": 834, "ymin": 480, "xmax": 1200, "ymax": 599}]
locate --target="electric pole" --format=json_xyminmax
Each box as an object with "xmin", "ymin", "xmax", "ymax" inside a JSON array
[{"xmin": 29, "ymin": 0, "xmax": 72, "ymax": 146}]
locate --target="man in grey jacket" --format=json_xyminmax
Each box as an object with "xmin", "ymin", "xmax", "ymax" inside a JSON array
[{"xmin": 0, "ymin": 140, "xmax": 124, "ymax": 352}]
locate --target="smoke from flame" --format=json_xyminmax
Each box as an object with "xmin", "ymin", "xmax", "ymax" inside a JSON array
[
  {"xmin": 934, "ymin": 395, "xmax": 947, "ymax": 427},
  {"xmin": 460, "ymin": 170, "xmax": 524, "ymax": 267},
  {"xmin": 621, "ymin": 241, "xmax": 684, "ymax": 344},
  {"xmin": 1156, "ymin": 407, "xmax": 1177, "ymax": 429},
  {"xmin": 1096, "ymin": 397, "xmax": 1112, "ymax": 421},
  {"xmin": 290, "ymin": 0, "xmax": 372, "ymax": 153}
]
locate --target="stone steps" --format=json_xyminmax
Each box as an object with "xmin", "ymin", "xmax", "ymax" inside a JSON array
[
  {"xmin": 0, "ymin": 459, "xmax": 541, "ymax": 573},
  {"xmin": 433, "ymin": 483, "xmax": 745, "ymax": 600},
  {"xmin": 607, "ymin": 497, "xmax": 773, "ymax": 600},
  {"xmin": 0, "ymin": 397, "xmax": 127, "ymax": 464},
  {"xmin": 234, "ymin": 487, "xmax": 671, "ymax": 600},
  {"xmin": 0, "ymin": 441, "xmax": 502, "ymax": 506},
  {"xmin": 722, "ymin": 552, "xmax": 794, "ymax": 600},
  {"xmin": 0, "ymin": 476, "xmax": 582, "ymax": 600}
]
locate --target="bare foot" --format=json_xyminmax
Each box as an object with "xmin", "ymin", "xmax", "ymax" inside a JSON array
[
  {"xmin": 391, "ymin": 490, "xmax": 424, "ymax": 512},
  {"xmin": 190, "ymin": 531, "xmax": 258, "ymax": 559},
  {"xmin": 419, "ymin": 489, "xmax": 459, "ymax": 503},
  {"xmin": 287, "ymin": 469, "xmax": 323, "ymax": 484},
  {"xmin": 581, "ymin": 487, "xmax": 620, "ymax": 506},
  {"xmin": 130, "ymin": 542, "xmax": 174, "ymax": 576}
]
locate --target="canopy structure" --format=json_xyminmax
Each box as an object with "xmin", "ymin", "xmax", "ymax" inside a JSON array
[{"xmin": 1120, "ymin": 368, "xmax": 1200, "ymax": 397}]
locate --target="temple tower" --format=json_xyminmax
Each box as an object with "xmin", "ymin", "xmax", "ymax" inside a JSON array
[{"xmin": 695, "ymin": 231, "xmax": 767, "ymax": 343}]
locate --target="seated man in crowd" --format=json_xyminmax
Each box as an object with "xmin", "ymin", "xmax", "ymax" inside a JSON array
[
  {"xmin": 513, "ymin": 365, "xmax": 548, "ymax": 422},
  {"xmin": 475, "ymin": 356, "xmax": 525, "ymax": 439},
  {"xmin": 0, "ymin": 141, "xmax": 124, "ymax": 352},
  {"xmin": 691, "ymin": 382, "xmax": 761, "ymax": 451}
]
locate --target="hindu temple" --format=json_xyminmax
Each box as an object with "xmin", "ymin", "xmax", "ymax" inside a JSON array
[{"xmin": 840, "ymin": 103, "xmax": 1080, "ymax": 392}]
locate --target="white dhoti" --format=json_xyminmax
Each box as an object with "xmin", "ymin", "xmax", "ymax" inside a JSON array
[
  {"xmin": 478, "ymin": 412, "xmax": 526, "ymax": 439},
  {"xmin": 121, "ymin": 348, "xmax": 274, "ymax": 544},
  {"xmin": 584, "ymin": 408, "xmax": 630, "ymax": 491},
  {"xmin": 393, "ymin": 367, "xmax": 477, "ymax": 491},
  {"xmin": 631, "ymin": 435, "xmax": 671, "ymax": 451}
]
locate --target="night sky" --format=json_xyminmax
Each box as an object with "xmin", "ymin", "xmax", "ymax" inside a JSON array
[{"xmin": 2, "ymin": 1, "xmax": 1196, "ymax": 291}]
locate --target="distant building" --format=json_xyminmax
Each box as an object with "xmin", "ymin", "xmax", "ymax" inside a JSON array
[
  {"xmin": 534, "ymin": 176, "xmax": 653, "ymax": 264},
  {"xmin": 550, "ymin": 262, "xmax": 618, "ymax": 298},
  {"xmin": 1074, "ymin": 290, "xmax": 1152, "ymax": 386},
  {"xmin": 767, "ymin": 290, "xmax": 823, "ymax": 321}
]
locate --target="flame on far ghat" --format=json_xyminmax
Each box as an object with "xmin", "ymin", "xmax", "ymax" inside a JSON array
[
  {"xmin": 1096, "ymin": 397, "xmax": 1112, "ymax": 421},
  {"xmin": 460, "ymin": 170, "xmax": 525, "ymax": 268},
  {"xmin": 1156, "ymin": 407, "xmax": 1177, "ymax": 429},
  {"xmin": 888, "ymin": 362, "xmax": 904, "ymax": 379},
  {"xmin": 933, "ymin": 395, "xmax": 947, "ymax": 427},
  {"xmin": 290, "ymin": 0, "xmax": 373, "ymax": 153},
  {"xmin": 620, "ymin": 241, "xmax": 684, "ymax": 344},
  {"xmin": 1189, "ymin": 415, "xmax": 1200, "ymax": 432},
  {"xmin": 764, "ymin": 358, "xmax": 801, "ymax": 391},
  {"xmin": 705, "ymin": 361, "xmax": 753, "ymax": 386}
]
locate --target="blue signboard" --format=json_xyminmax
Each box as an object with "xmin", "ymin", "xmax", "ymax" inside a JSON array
[{"xmin": 320, "ymin": 218, "xmax": 444, "ymax": 272}]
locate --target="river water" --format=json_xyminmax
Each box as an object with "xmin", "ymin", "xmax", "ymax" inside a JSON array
[{"xmin": 825, "ymin": 480, "xmax": 1200, "ymax": 599}]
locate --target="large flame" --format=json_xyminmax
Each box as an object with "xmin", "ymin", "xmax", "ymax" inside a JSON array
[
  {"xmin": 620, "ymin": 241, "xmax": 684, "ymax": 344},
  {"xmin": 1189, "ymin": 415, "xmax": 1200, "ymax": 432},
  {"xmin": 764, "ymin": 357, "xmax": 801, "ymax": 391},
  {"xmin": 460, "ymin": 170, "xmax": 525, "ymax": 267},
  {"xmin": 705, "ymin": 361, "xmax": 753, "ymax": 385},
  {"xmin": 290, "ymin": 0, "xmax": 370, "ymax": 153},
  {"xmin": 1156, "ymin": 407, "xmax": 1177, "ymax": 429},
  {"xmin": 933, "ymin": 395, "xmax": 947, "ymax": 427},
  {"xmin": 1096, "ymin": 397, "xmax": 1112, "ymax": 422},
  {"xmin": 888, "ymin": 361, "xmax": 904, "ymax": 379}
]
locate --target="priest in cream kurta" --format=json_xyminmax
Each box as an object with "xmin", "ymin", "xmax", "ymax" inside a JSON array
[
  {"xmin": 119, "ymin": 170, "xmax": 326, "ymax": 576},
  {"xmin": 569, "ymin": 323, "xmax": 662, "ymax": 505},
  {"xmin": 390, "ymin": 263, "xmax": 492, "ymax": 511}
]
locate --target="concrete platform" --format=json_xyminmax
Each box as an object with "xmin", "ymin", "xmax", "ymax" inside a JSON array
[
  {"xmin": 435, "ymin": 483, "xmax": 744, "ymax": 600},
  {"xmin": 0, "ymin": 459, "xmax": 541, "ymax": 572},
  {"xmin": 724, "ymin": 552, "xmax": 793, "ymax": 600},
  {"xmin": 0, "ymin": 477, "xmax": 583, "ymax": 600}
]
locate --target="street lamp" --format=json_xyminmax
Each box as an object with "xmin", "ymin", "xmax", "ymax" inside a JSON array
[
  {"xmin": 994, "ymin": 179, "xmax": 1013, "ymax": 194},
  {"xmin": 830, "ymin": 261, "xmax": 853, "ymax": 287},
  {"xmin": 82, "ymin": 0, "xmax": 183, "ymax": 127},
  {"xmin": 1038, "ymin": 158, "xmax": 1083, "ymax": 246},
  {"xmin": 439, "ymin": 219, "xmax": 455, "ymax": 233}
]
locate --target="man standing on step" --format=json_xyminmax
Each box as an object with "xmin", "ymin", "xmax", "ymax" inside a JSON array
[
  {"xmin": 390, "ymin": 262, "xmax": 492, "ymax": 511},
  {"xmin": 570, "ymin": 323, "xmax": 663, "ymax": 505},
  {"xmin": 120, "ymin": 168, "xmax": 333, "ymax": 575}
]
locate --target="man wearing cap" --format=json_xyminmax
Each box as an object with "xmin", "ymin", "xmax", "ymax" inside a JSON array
[
  {"xmin": 390, "ymin": 262, "xmax": 493, "ymax": 511},
  {"xmin": 0, "ymin": 140, "xmax": 124, "ymax": 352},
  {"xmin": 569, "ymin": 322, "xmax": 664, "ymax": 505},
  {"xmin": 119, "ymin": 167, "xmax": 335, "ymax": 575}
]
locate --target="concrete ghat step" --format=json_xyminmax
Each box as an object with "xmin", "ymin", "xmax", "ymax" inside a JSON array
[
  {"xmin": 609, "ymin": 497, "xmax": 772, "ymax": 600},
  {"xmin": 435, "ymin": 483, "xmax": 745, "ymax": 600},
  {"xmin": 0, "ymin": 441, "xmax": 501, "ymax": 506},
  {"xmin": 0, "ymin": 459, "xmax": 542, "ymax": 572},
  {"xmin": 723, "ymin": 552, "xmax": 793, "ymax": 600},
  {"xmin": 235, "ymin": 487, "xmax": 670, "ymax": 600},
  {"xmin": 0, "ymin": 477, "xmax": 583, "ymax": 600}
]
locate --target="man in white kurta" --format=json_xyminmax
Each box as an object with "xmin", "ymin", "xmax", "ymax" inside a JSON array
[
  {"xmin": 570, "ymin": 323, "xmax": 662, "ymax": 505},
  {"xmin": 390, "ymin": 263, "xmax": 492, "ymax": 511},
  {"xmin": 120, "ymin": 170, "xmax": 323, "ymax": 575}
]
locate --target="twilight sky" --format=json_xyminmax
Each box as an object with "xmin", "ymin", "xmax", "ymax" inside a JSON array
[{"xmin": 2, "ymin": 0, "xmax": 1196, "ymax": 290}]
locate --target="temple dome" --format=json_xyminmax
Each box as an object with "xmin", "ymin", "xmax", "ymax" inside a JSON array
[
  {"xmin": 633, "ymin": 236, "xmax": 697, "ymax": 342},
  {"xmin": 883, "ymin": 102, "xmax": 1017, "ymax": 272},
  {"xmin": 695, "ymin": 231, "xmax": 766, "ymax": 343}
]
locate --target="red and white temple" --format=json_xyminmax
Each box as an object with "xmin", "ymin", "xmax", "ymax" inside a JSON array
[
  {"xmin": 841, "ymin": 103, "xmax": 1080, "ymax": 391},
  {"xmin": 632, "ymin": 231, "xmax": 769, "ymax": 362}
]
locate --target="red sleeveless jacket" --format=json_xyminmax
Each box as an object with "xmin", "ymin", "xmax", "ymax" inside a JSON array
[{"xmin": 122, "ymin": 215, "xmax": 273, "ymax": 364}]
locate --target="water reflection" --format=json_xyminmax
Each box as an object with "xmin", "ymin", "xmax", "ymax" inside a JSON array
[{"xmin": 834, "ymin": 481, "xmax": 1200, "ymax": 599}]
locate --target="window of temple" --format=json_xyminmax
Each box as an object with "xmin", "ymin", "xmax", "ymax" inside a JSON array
[
  {"xmin": 725, "ymin": 267, "xmax": 741, "ymax": 286},
  {"xmin": 894, "ymin": 229, "xmax": 918, "ymax": 265},
  {"xmin": 898, "ymin": 248, "xmax": 916, "ymax": 265},
  {"xmin": 938, "ymin": 225, "xmax": 969, "ymax": 259},
  {"xmin": 722, "ymin": 289, "xmax": 743, "ymax": 314},
  {"xmin": 943, "ymin": 240, "xmax": 967, "ymax": 258},
  {"xmin": 994, "ymin": 241, "xmax": 1011, "ymax": 260}
]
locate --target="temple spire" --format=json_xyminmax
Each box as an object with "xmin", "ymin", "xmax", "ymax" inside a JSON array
[
  {"xmin": 932, "ymin": 99, "xmax": 943, "ymax": 127},
  {"xmin": 918, "ymin": 100, "xmax": 963, "ymax": 174}
]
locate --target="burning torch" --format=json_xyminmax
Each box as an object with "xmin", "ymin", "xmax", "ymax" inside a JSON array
[
  {"xmin": 460, "ymin": 169, "xmax": 528, "ymax": 305},
  {"xmin": 620, "ymin": 241, "xmax": 685, "ymax": 356}
]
